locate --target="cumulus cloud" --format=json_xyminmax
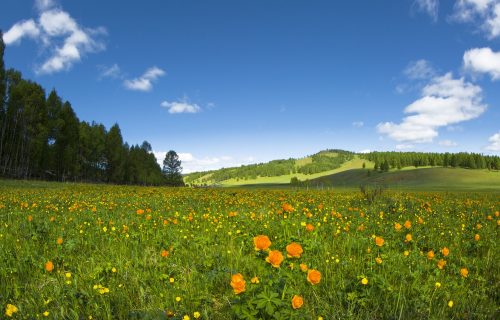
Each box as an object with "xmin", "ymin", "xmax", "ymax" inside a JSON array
[
  {"xmin": 439, "ymin": 139, "xmax": 458, "ymax": 146},
  {"xmin": 404, "ymin": 59, "xmax": 436, "ymax": 79},
  {"xmin": 414, "ymin": 0, "xmax": 440, "ymax": 21},
  {"xmin": 153, "ymin": 152, "xmax": 256, "ymax": 173},
  {"xmin": 485, "ymin": 131, "xmax": 500, "ymax": 151},
  {"xmin": 352, "ymin": 121, "xmax": 364, "ymax": 128},
  {"xmin": 2, "ymin": 3, "xmax": 106, "ymax": 74},
  {"xmin": 452, "ymin": 0, "xmax": 500, "ymax": 39},
  {"xmin": 463, "ymin": 47, "xmax": 500, "ymax": 80},
  {"xmin": 377, "ymin": 73, "xmax": 486, "ymax": 143},
  {"xmin": 123, "ymin": 67, "xmax": 165, "ymax": 91},
  {"xmin": 98, "ymin": 64, "xmax": 123, "ymax": 79},
  {"xmin": 160, "ymin": 98, "xmax": 201, "ymax": 114},
  {"xmin": 3, "ymin": 20, "xmax": 40, "ymax": 45}
]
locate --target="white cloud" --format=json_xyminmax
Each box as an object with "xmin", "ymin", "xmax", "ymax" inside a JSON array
[
  {"xmin": 414, "ymin": 0, "xmax": 440, "ymax": 21},
  {"xmin": 463, "ymin": 47, "xmax": 500, "ymax": 80},
  {"xmin": 404, "ymin": 59, "xmax": 436, "ymax": 79},
  {"xmin": 377, "ymin": 72, "xmax": 486, "ymax": 143},
  {"xmin": 452, "ymin": 0, "xmax": 500, "ymax": 39},
  {"xmin": 124, "ymin": 67, "xmax": 165, "ymax": 91},
  {"xmin": 35, "ymin": 0, "xmax": 55, "ymax": 11},
  {"xmin": 485, "ymin": 131, "xmax": 500, "ymax": 151},
  {"xmin": 352, "ymin": 121, "xmax": 364, "ymax": 128},
  {"xmin": 3, "ymin": 5, "xmax": 106, "ymax": 74},
  {"xmin": 98, "ymin": 64, "xmax": 122, "ymax": 79},
  {"xmin": 357, "ymin": 149, "xmax": 371, "ymax": 154},
  {"xmin": 160, "ymin": 98, "xmax": 201, "ymax": 114},
  {"xmin": 396, "ymin": 144, "xmax": 415, "ymax": 150},
  {"xmin": 153, "ymin": 152, "xmax": 256, "ymax": 173},
  {"xmin": 439, "ymin": 139, "xmax": 458, "ymax": 146},
  {"xmin": 3, "ymin": 20, "xmax": 40, "ymax": 45}
]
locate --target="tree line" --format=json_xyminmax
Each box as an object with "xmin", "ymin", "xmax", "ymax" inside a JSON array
[
  {"xmin": 0, "ymin": 31, "xmax": 183, "ymax": 186},
  {"xmin": 362, "ymin": 151, "xmax": 500, "ymax": 171}
]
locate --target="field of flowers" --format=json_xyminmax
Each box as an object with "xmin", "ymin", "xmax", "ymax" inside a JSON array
[{"xmin": 0, "ymin": 182, "xmax": 498, "ymax": 319}]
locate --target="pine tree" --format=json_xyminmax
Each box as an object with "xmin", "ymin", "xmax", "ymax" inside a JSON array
[{"xmin": 163, "ymin": 150, "xmax": 184, "ymax": 186}]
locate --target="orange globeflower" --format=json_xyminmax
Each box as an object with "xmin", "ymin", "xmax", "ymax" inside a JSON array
[
  {"xmin": 437, "ymin": 259, "xmax": 447, "ymax": 270},
  {"xmin": 266, "ymin": 250, "xmax": 284, "ymax": 268},
  {"xmin": 300, "ymin": 263, "xmax": 308, "ymax": 272},
  {"xmin": 441, "ymin": 247, "xmax": 450, "ymax": 257},
  {"xmin": 305, "ymin": 224, "xmax": 314, "ymax": 232},
  {"xmin": 286, "ymin": 242, "xmax": 303, "ymax": 258},
  {"xmin": 282, "ymin": 203, "xmax": 294, "ymax": 213},
  {"xmin": 230, "ymin": 273, "xmax": 246, "ymax": 294},
  {"xmin": 427, "ymin": 250, "xmax": 435, "ymax": 260},
  {"xmin": 291, "ymin": 295, "xmax": 303, "ymax": 309},
  {"xmin": 56, "ymin": 237, "xmax": 63, "ymax": 245},
  {"xmin": 375, "ymin": 236, "xmax": 384, "ymax": 247},
  {"xmin": 307, "ymin": 269, "xmax": 321, "ymax": 285},
  {"xmin": 405, "ymin": 234, "xmax": 412, "ymax": 242},
  {"xmin": 460, "ymin": 268, "xmax": 469, "ymax": 278},
  {"xmin": 136, "ymin": 209, "xmax": 144, "ymax": 215},
  {"xmin": 45, "ymin": 261, "xmax": 54, "ymax": 272},
  {"xmin": 161, "ymin": 249, "xmax": 169, "ymax": 257},
  {"xmin": 474, "ymin": 234, "xmax": 480, "ymax": 241},
  {"xmin": 404, "ymin": 220, "xmax": 412, "ymax": 229},
  {"xmin": 394, "ymin": 223, "xmax": 402, "ymax": 231},
  {"xmin": 254, "ymin": 235, "xmax": 272, "ymax": 251}
]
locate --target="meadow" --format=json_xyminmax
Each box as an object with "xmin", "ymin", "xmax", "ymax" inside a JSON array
[{"xmin": 0, "ymin": 181, "xmax": 498, "ymax": 319}]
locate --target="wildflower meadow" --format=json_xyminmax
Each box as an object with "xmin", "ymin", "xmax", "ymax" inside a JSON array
[{"xmin": 0, "ymin": 182, "xmax": 498, "ymax": 319}]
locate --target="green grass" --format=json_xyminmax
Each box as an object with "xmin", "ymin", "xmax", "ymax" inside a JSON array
[
  {"xmin": 311, "ymin": 167, "xmax": 500, "ymax": 191},
  {"xmin": 0, "ymin": 180, "xmax": 498, "ymax": 319}
]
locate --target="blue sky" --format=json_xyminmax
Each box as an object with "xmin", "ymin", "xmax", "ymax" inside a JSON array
[{"xmin": 2, "ymin": 0, "xmax": 500, "ymax": 172}]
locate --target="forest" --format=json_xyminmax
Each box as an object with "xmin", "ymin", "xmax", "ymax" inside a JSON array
[{"xmin": 0, "ymin": 31, "xmax": 180, "ymax": 186}]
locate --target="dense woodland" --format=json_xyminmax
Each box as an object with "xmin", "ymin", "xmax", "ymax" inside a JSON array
[
  {"xmin": 362, "ymin": 151, "xmax": 500, "ymax": 172},
  {"xmin": 0, "ymin": 31, "xmax": 182, "ymax": 186}
]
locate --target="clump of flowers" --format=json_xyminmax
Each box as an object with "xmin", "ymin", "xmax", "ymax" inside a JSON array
[{"xmin": 230, "ymin": 273, "xmax": 246, "ymax": 294}]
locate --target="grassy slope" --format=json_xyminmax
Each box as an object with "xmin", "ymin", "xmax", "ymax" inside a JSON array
[
  {"xmin": 311, "ymin": 167, "xmax": 500, "ymax": 191},
  {"xmin": 220, "ymin": 157, "xmax": 371, "ymax": 186}
]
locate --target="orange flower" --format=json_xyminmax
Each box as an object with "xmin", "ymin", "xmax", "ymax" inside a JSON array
[
  {"xmin": 307, "ymin": 269, "xmax": 321, "ymax": 285},
  {"xmin": 404, "ymin": 220, "xmax": 412, "ymax": 229},
  {"xmin": 45, "ymin": 261, "xmax": 54, "ymax": 272},
  {"xmin": 474, "ymin": 234, "xmax": 480, "ymax": 241},
  {"xmin": 460, "ymin": 268, "xmax": 469, "ymax": 278},
  {"xmin": 375, "ymin": 257, "xmax": 383, "ymax": 264},
  {"xmin": 161, "ymin": 249, "xmax": 169, "ymax": 257},
  {"xmin": 27, "ymin": 215, "xmax": 33, "ymax": 222},
  {"xmin": 305, "ymin": 224, "xmax": 314, "ymax": 232},
  {"xmin": 427, "ymin": 250, "xmax": 435, "ymax": 260},
  {"xmin": 286, "ymin": 242, "xmax": 303, "ymax": 258},
  {"xmin": 441, "ymin": 247, "xmax": 450, "ymax": 257},
  {"xmin": 266, "ymin": 250, "xmax": 284, "ymax": 268},
  {"xmin": 299, "ymin": 263, "xmax": 308, "ymax": 272},
  {"xmin": 375, "ymin": 236, "xmax": 384, "ymax": 247},
  {"xmin": 230, "ymin": 273, "xmax": 246, "ymax": 294},
  {"xmin": 282, "ymin": 203, "xmax": 294, "ymax": 213},
  {"xmin": 291, "ymin": 295, "xmax": 303, "ymax": 309},
  {"xmin": 254, "ymin": 235, "xmax": 272, "ymax": 251},
  {"xmin": 136, "ymin": 209, "xmax": 144, "ymax": 215},
  {"xmin": 394, "ymin": 223, "xmax": 402, "ymax": 231},
  {"xmin": 56, "ymin": 237, "xmax": 63, "ymax": 245},
  {"xmin": 437, "ymin": 259, "xmax": 447, "ymax": 270},
  {"xmin": 405, "ymin": 233, "xmax": 412, "ymax": 242}
]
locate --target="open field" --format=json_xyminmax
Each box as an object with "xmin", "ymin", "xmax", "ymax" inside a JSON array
[{"xmin": 0, "ymin": 180, "xmax": 499, "ymax": 319}]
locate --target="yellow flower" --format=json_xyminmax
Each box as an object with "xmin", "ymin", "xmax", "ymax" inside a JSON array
[
  {"xmin": 361, "ymin": 277, "xmax": 368, "ymax": 285},
  {"xmin": 65, "ymin": 272, "xmax": 72, "ymax": 278},
  {"xmin": 5, "ymin": 304, "xmax": 18, "ymax": 317},
  {"xmin": 175, "ymin": 296, "xmax": 182, "ymax": 302},
  {"xmin": 448, "ymin": 300, "xmax": 454, "ymax": 308},
  {"xmin": 251, "ymin": 276, "xmax": 260, "ymax": 284},
  {"xmin": 460, "ymin": 268, "xmax": 469, "ymax": 278},
  {"xmin": 375, "ymin": 257, "xmax": 382, "ymax": 264},
  {"xmin": 405, "ymin": 233, "xmax": 412, "ymax": 242},
  {"xmin": 111, "ymin": 267, "xmax": 117, "ymax": 273},
  {"xmin": 183, "ymin": 315, "xmax": 190, "ymax": 320},
  {"xmin": 169, "ymin": 277, "xmax": 175, "ymax": 283},
  {"xmin": 43, "ymin": 311, "xmax": 50, "ymax": 316},
  {"xmin": 193, "ymin": 311, "xmax": 201, "ymax": 319},
  {"xmin": 435, "ymin": 282, "xmax": 441, "ymax": 288}
]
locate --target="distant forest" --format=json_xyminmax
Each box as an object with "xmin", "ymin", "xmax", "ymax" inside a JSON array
[
  {"xmin": 362, "ymin": 151, "xmax": 500, "ymax": 172},
  {"xmin": 0, "ymin": 31, "xmax": 178, "ymax": 186}
]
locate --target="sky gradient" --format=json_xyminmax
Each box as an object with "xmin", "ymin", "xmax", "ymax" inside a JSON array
[{"xmin": 2, "ymin": 0, "xmax": 500, "ymax": 172}]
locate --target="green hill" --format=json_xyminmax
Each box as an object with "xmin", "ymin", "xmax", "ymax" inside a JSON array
[
  {"xmin": 184, "ymin": 150, "xmax": 372, "ymax": 186},
  {"xmin": 310, "ymin": 167, "xmax": 500, "ymax": 191}
]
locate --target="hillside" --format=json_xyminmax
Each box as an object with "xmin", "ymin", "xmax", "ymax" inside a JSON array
[
  {"xmin": 184, "ymin": 150, "xmax": 370, "ymax": 186},
  {"xmin": 310, "ymin": 167, "xmax": 500, "ymax": 191}
]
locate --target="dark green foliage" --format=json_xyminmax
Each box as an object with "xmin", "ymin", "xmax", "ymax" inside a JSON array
[
  {"xmin": 297, "ymin": 150, "xmax": 354, "ymax": 175},
  {"xmin": 0, "ymin": 40, "xmax": 175, "ymax": 186},
  {"xmin": 162, "ymin": 150, "xmax": 184, "ymax": 186}
]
